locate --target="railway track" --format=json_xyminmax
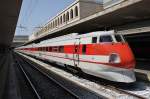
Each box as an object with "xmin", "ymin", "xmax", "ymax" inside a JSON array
[
  {"xmin": 15, "ymin": 58, "xmax": 41, "ymax": 99},
  {"xmin": 14, "ymin": 53, "xmax": 105, "ymax": 99},
  {"xmin": 16, "ymin": 52, "xmax": 150, "ymax": 99},
  {"xmin": 14, "ymin": 54, "xmax": 79, "ymax": 99}
]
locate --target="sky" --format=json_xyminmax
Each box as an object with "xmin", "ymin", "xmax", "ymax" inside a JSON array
[{"xmin": 15, "ymin": 0, "xmax": 75, "ymax": 36}]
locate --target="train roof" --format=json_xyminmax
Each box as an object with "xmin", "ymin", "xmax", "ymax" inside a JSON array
[
  {"xmin": 18, "ymin": 30, "xmax": 115, "ymax": 48},
  {"xmin": 78, "ymin": 30, "xmax": 115, "ymax": 38},
  {"xmin": 40, "ymin": 30, "xmax": 115, "ymax": 44}
]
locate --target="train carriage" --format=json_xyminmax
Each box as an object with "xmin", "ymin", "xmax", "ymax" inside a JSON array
[{"xmin": 17, "ymin": 30, "xmax": 136, "ymax": 83}]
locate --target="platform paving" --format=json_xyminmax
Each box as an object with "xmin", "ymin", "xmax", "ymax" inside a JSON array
[{"xmin": 0, "ymin": 52, "xmax": 21, "ymax": 99}]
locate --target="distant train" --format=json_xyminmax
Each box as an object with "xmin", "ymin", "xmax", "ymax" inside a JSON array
[{"xmin": 17, "ymin": 30, "xmax": 136, "ymax": 83}]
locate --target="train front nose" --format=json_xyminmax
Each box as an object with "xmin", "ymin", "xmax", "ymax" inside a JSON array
[
  {"xmin": 117, "ymin": 43, "xmax": 136, "ymax": 69},
  {"xmin": 107, "ymin": 43, "xmax": 136, "ymax": 82}
]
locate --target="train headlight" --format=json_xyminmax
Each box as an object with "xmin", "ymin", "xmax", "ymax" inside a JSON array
[{"xmin": 109, "ymin": 53, "xmax": 120, "ymax": 63}]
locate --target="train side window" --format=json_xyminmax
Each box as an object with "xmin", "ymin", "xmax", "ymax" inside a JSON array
[
  {"xmin": 99, "ymin": 35, "xmax": 113, "ymax": 42},
  {"xmin": 82, "ymin": 45, "xmax": 86, "ymax": 54},
  {"xmin": 92, "ymin": 37, "xmax": 97, "ymax": 43},
  {"xmin": 45, "ymin": 47, "xmax": 47, "ymax": 51},
  {"xmin": 59, "ymin": 46, "xmax": 64, "ymax": 53},
  {"xmin": 43, "ymin": 47, "xmax": 45, "ymax": 52},
  {"xmin": 55, "ymin": 46, "xmax": 58, "ymax": 52},
  {"xmin": 53, "ymin": 46, "xmax": 58, "ymax": 52},
  {"xmin": 115, "ymin": 35, "xmax": 124, "ymax": 42},
  {"xmin": 49, "ymin": 47, "xmax": 52, "ymax": 52},
  {"xmin": 52, "ymin": 47, "xmax": 54, "ymax": 52},
  {"xmin": 46, "ymin": 47, "xmax": 49, "ymax": 51}
]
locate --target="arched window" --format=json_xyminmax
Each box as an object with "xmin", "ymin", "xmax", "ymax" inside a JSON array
[
  {"xmin": 48, "ymin": 24, "xmax": 50, "ymax": 29},
  {"xmin": 63, "ymin": 14, "xmax": 66, "ymax": 22},
  {"xmin": 60, "ymin": 16, "xmax": 62, "ymax": 24},
  {"xmin": 51, "ymin": 22, "xmax": 53, "ymax": 28},
  {"xmin": 47, "ymin": 26, "xmax": 49, "ymax": 30},
  {"xmin": 57, "ymin": 18, "xmax": 59, "ymax": 26},
  {"xmin": 75, "ymin": 6, "xmax": 78, "ymax": 17},
  {"xmin": 70, "ymin": 9, "xmax": 73, "ymax": 19},
  {"xmin": 47, "ymin": 26, "xmax": 49, "ymax": 31},
  {"xmin": 53, "ymin": 21, "xmax": 55, "ymax": 28},
  {"xmin": 55, "ymin": 20, "xmax": 57, "ymax": 27},
  {"xmin": 66, "ymin": 12, "xmax": 69, "ymax": 22},
  {"xmin": 49, "ymin": 23, "xmax": 50, "ymax": 29},
  {"xmin": 50, "ymin": 23, "xmax": 52, "ymax": 29},
  {"xmin": 45, "ymin": 26, "xmax": 48, "ymax": 31}
]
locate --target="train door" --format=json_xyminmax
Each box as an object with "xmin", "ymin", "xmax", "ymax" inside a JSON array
[{"xmin": 73, "ymin": 39, "xmax": 80, "ymax": 67}]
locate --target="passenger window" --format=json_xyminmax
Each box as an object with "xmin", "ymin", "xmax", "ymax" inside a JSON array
[
  {"xmin": 115, "ymin": 35, "xmax": 123, "ymax": 42},
  {"xmin": 49, "ymin": 47, "xmax": 52, "ymax": 52},
  {"xmin": 59, "ymin": 46, "xmax": 64, "ymax": 53},
  {"xmin": 92, "ymin": 37, "xmax": 97, "ymax": 43},
  {"xmin": 100, "ymin": 35, "xmax": 113, "ymax": 42},
  {"xmin": 46, "ymin": 47, "xmax": 49, "ymax": 51},
  {"xmin": 43, "ymin": 47, "xmax": 45, "ymax": 51},
  {"xmin": 82, "ymin": 45, "xmax": 86, "ymax": 54},
  {"xmin": 53, "ymin": 47, "xmax": 58, "ymax": 52}
]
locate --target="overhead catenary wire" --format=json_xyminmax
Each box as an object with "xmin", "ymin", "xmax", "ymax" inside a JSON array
[
  {"xmin": 17, "ymin": 0, "xmax": 41, "ymax": 33},
  {"xmin": 26, "ymin": 0, "xmax": 39, "ymax": 25}
]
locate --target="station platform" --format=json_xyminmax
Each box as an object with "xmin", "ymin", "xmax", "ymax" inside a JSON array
[{"xmin": 0, "ymin": 52, "xmax": 21, "ymax": 99}]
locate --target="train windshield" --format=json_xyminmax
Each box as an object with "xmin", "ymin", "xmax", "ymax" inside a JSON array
[
  {"xmin": 99, "ymin": 35, "xmax": 113, "ymax": 42},
  {"xmin": 114, "ymin": 35, "xmax": 125, "ymax": 42}
]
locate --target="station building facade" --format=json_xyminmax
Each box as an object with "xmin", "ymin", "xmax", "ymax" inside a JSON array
[
  {"xmin": 30, "ymin": 0, "xmax": 126, "ymax": 40},
  {"xmin": 12, "ymin": 35, "xmax": 29, "ymax": 47}
]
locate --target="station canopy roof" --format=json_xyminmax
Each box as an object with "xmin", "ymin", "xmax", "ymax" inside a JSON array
[{"xmin": 0, "ymin": 0, "xmax": 22, "ymax": 47}]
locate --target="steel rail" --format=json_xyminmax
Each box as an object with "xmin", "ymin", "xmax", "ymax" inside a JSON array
[
  {"xmin": 15, "ymin": 55, "xmax": 42, "ymax": 99},
  {"xmin": 17, "ymin": 53, "xmax": 80, "ymax": 99}
]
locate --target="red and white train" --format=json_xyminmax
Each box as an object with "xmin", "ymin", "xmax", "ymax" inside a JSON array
[{"xmin": 17, "ymin": 30, "xmax": 136, "ymax": 83}]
